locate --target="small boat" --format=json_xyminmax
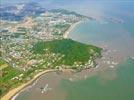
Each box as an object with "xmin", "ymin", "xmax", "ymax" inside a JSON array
[
  {"xmin": 84, "ymin": 75, "xmax": 87, "ymax": 79},
  {"xmin": 40, "ymin": 84, "xmax": 52, "ymax": 93},
  {"xmin": 69, "ymin": 78, "xmax": 73, "ymax": 82},
  {"xmin": 107, "ymin": 61, "xmax": 111, "ymax": 64},
  {"xmin": 111, "ymin": 61, "xmax": 118, "ymax": 65},
  {"xmin": 109, "ymin": 65, "xmax": 115, "ymax": 68}
]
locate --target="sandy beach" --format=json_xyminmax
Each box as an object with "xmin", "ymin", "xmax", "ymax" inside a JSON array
[
  {"xmin": 1, "ymin": 69, "xmax": 58, "ymax": 100},
  {"xmin": 63, "ymin": 21, "xmax": 82, "ymax": 39}
]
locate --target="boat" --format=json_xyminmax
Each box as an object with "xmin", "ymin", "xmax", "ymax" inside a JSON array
[
  {"xmin": 40, "ymin": 84, "xmax": 52, "ymax": 93},
  {"xmin": 109, "ymin": 65, "xmax": 115, "ymax": 68}
]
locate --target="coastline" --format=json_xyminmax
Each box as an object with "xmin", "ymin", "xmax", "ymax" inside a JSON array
[
  {"xmin": 1, "ymin": 69, "xmax": 58, "ymax": 100},
  {"xmin": 1, "ymin": 20, "xmax": 82, "ymax": 100},
  {"xmin": 63, "ymin": 21, "xmax": 82, "ymax": 39}
]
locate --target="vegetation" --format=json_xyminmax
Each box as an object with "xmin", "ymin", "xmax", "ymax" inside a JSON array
[
  {"xmin": 0, "ymin": 59, "xmax": 22, "ymax": 97},
  {"xmin": 32, "ymin": 39, "xmax": 102, "ymax": 66},
  {"xmin": 0, "ymin": 58, "xmax": 41, "ymax": 97}
]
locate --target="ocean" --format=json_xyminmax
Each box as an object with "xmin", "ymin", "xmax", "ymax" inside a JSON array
[{"xmin": 60, "ymin": 58, "xmax": 134, "ymax": 100}]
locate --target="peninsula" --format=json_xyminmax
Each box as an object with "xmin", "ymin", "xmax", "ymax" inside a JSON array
[{"xmin": 0, "ymin": 2, "xmax": 102, "ymax": 99}]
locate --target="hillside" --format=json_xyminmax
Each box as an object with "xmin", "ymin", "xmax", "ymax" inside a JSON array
[{"xmin": 32, "ymin": 39, "xmax": 102, "ymax": 66}]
